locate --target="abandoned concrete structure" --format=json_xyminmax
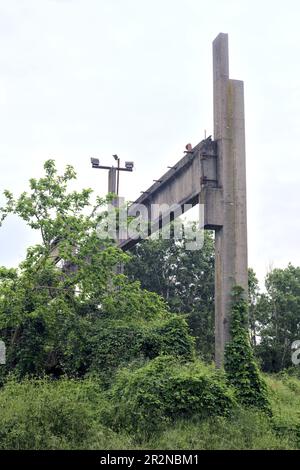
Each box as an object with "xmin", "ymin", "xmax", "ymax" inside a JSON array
[
  {"xmin": 120, "ymin": 33, "xmax": 248, "ymax": 367},
  {"xmin": 51, "ymin": 33, "xmax": 248, "ymax": 368}
]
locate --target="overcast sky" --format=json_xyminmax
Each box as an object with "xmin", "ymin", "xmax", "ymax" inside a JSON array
[{"xmin": 0, "ymin": 0, "xmax": 299, "ymax": 286}]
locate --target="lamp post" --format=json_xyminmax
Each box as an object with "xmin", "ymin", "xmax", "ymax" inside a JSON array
[
  {"xmin": 90, "ymin": 156, "xmax": 134, "ymax": 203},
  {"xmin": 91, "ymin": 156, "xmax": 134, "ymax": 271},
  {"xmin": 113, "ymin": 154, "xmax": 120, "ymax": 196}
]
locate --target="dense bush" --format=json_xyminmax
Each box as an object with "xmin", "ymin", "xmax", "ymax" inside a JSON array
[
  {"xmin": 0, "ymin": 372, "xmax": 300, "ymax": 450},
  {"xmin": 58, "ymin": 281, "xmax": 174, "ymax": 378},
  {"xmin": 1, "ymin": 268, "xmax": 196, "ymax": 380},
  {"xmin": 88, "ymin": 315, "xmax": 195, "ymax": 382},
  {"xmin": 0, "ymin": 376, "xmax": 131, "ymax": 450},
  {"xmin": 103, "ymin": 356, "xmax": 236, "ymax": 437}
]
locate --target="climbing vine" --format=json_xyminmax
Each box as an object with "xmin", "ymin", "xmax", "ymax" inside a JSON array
[{"xmin": 225, "ymin": 286, "xmax": 271, "ymax": 413}]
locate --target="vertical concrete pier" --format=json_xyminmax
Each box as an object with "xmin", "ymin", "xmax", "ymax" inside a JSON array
[{"xmin": 213, "ymin": 33, "xmax": 248, "ymax": 367}]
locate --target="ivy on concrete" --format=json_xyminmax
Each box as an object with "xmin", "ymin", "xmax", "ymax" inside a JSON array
[{"xmin": 225, "ymin": 286, "xmax": 271, "ymax": 414}]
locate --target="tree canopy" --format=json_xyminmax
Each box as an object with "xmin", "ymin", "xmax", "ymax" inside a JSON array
[{"xmin": 0, "ymin": 160, "xmax": 192, "ymax": 380}]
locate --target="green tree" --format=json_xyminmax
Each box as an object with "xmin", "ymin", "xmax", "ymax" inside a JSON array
[
  {"xmin": 255, "ymin": 264, "xmax": 300, "ymax": 372},
  {"xmin": 248, "ymin": 267, "xmax": 260, "ymax": 347},
  {"xmin": 0, "ymin": 160, "xmax": 126, "ymax": 377},
  {"xmin": 125, "ymin": 228, "xmax": 215, "ymax": 360},
  {"xmin": 0, "ymin": 160, "xmax": 191, "ymax": 379}
]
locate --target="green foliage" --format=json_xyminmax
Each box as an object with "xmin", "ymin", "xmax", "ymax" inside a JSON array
[
  {"xmin": 146, "ymin": 316, "xmax": 195, "ymax": 359},
  {"xmin": 1, "ymin": 159, "xmax": 300, "ymax": 449},
  {"xmin": 248, "ymin": 267, "xmax": 260, "ymax": 347},
  {"xmin": 149, "ymin": 409, "xmax": 295, "ymax": 450},
  {"xmin": 255, "ymin": 264, "xmax": 300, "ymax": 372},
  {"xmin": 265, "ymin": 373, "xmax": 300, "ymax": 446},
  {"xmin": 0, "ymin": 373, "xmax": 300, "ymax": 450},
  {"xmin": 126, "ymin": 230, "xmax": 215, "ymax": 360},
  {"xmin": 1, "ymin": 276, "xmax": 191, "ymax": 380},
  {"xmin": 0, "ymin": 376, "xmax": 131, "ymax": 450},
  {"xmin": 126, "ymin": 230, "xmax": 260, "ymax": 362},
  {"xmin": 225, "ymin": 286, "xmax": 271, "ymax": 413},
  {"xmin": 88, "ymin": 315, "xmax": 195, "ymax": 382},
  {"xmin": 103, "ymin": 356, "xmax": 236, "ymax": 437},
  {"xmin": 100, "ymin": 276, "xmax": 168, "ymax": 322},
  {"xmin": 0, "ymin": 162, "xmax": 155, "ymax": 378}
]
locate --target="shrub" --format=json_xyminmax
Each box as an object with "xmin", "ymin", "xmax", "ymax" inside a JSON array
[
  {"xmin": 103, "ymin": 356, "xmax": 236, "ymax": 437},
  {"xmin": 0, "ymin": 376, "xmax": 130, "ymax": 450},
  {"xmin": 89, "ymin": 315, "xmax": 195, "ymax": 383},
  {"xmin": 142, "ymin": 316, "xmax": 195, "ymax": 360}
]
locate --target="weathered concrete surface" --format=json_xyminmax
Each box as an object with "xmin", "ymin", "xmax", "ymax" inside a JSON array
[
  {"xmin": 119, "ymin": 140, "xmax": 206, "ymax": 251},
  {"xmin": 213, "ymin": 34, "xmax": 248, "ymax": 367},
  {"xmin": 108, "ymin": 168, "xmax": 117, "ymax": 195},
  {"xmin": 0, "ymin": 340, "xmax": 6, "ymax": 365}
]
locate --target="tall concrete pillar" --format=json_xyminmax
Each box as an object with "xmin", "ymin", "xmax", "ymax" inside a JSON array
[
  {"xmin": 108, "ymin": 167, "xmax": 117, "ymax": 196},
  {"xmin": 213, "ymin": 33, "xmax": 248, "ymax": 367}
]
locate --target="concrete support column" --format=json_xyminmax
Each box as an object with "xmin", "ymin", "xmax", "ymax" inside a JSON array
[
  {"xmin": 108, "ymin": 168, "xmax": 117, "ymax": 201},
  {"xmin": 213, "ymin": 33, "xmax": 248, "ymax": 367}
]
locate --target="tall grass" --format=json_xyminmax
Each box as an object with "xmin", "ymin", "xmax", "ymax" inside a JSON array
[
  {"xmin": 146, "ymin": 410, "xmax": 294, "ymax": 450},
  {"xmin": 0, "ymin": 371, "xmax": 299, "ymax": 450},
  {"xmin": 0, "ymin": 376, "xmax": 131, "ymax": 450}
]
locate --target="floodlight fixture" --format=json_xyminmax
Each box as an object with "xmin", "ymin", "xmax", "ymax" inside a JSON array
[
  {"xmin": 91, "ymin": 155, "xmax": 134, "ymax": 197},
  {"xmin": 125, "ymin": 161, "xmax": 134, "ymax": 170},
  {"xmin": 90, "ymin": 158, "xmax": 100, "ymax": 167}
]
